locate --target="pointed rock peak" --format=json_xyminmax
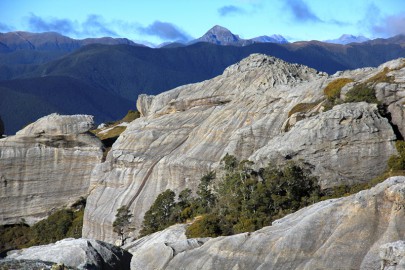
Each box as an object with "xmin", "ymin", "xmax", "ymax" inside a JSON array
[
  {"xmin": 224, "ymin": 54, "xmax": 325, "ymax": 83},
  {"xmin": 207, "ymin": 25, "xmax": 231, "ymax": 32}
]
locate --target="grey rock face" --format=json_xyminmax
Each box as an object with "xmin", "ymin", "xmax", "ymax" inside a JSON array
[
  {"xmin": 251, "ymin": 102, "xmax": 397, "ymax": 188},
  {"xmin": 123, "ymin": 224, "xmax": 207, "ymax": 270},
  {"xmin": 129, "ymin": 177, "xmax": 405, "ymax": 270},
  {"xmin": 380, "ymin": 241, "xmax": 405, "ymax": 270},
  {"xmin": 83, "ymin": 54, "xmax": 329, "ymax": 242},
  {"xmin": 6, "ymin": 238, "xmax": 132, "ymax": 270},
  {"xmin": 0, "ymin": 114, "xmax": 103, "ymax": 225},
  {"xmin": 83, "ymin": 55, "xmax": 404, "ymax": 243}
]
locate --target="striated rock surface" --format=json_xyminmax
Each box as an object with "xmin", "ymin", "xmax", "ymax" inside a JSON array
[
  {"xmin": 128, "ymin": 176, "xmax": 405, "ymax": 270},
  {"xmin": 123, "ymin": 224, "xmax": 208, "ymax": 270},
  {"xmin": 83, "ymin": 54, "xmax": 404, "ymax": 243},
  {"xmin": 6, "ymin": 238, "xmax": 132, "ymax": 270},
  {"xmin": 380, "ymin": 241, "xmax": 405, "ymax": 270},
  {"xmin": 0, "ymin": 113, "xmax": 103, "ymax": 225},
  {"xmin": 251, "ymin": 102, "xmax": 397, "ymax": 187},
  {"xmin": 83, "ymin": 54, "xmax": 330, "ymax": 242}
]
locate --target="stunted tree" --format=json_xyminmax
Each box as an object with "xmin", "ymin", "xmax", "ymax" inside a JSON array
[
  {"xmin": 140, "ymin": 189, "xmax": 176, "ymax": 237},
  {"xmin": 113, "ymin": 205, "xmax": 132, "ymax": 245}
]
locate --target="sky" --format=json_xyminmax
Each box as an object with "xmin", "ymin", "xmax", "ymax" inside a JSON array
[{"xmin": 0, "ymin": 0, "xmax": 405, "ymax": 45}]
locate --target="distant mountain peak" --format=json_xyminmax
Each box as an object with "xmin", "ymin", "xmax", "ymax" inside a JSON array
[
  {"xmin": 191, "ymin": 25, "xmax": 288, "ymax": 46},
  {"xmin": 196, "ymin": 25, "xmax": 241, "ymax": 45},
  {"xmin": 325, "ymin": 34, "xmax": 369, "ymax": 45}
]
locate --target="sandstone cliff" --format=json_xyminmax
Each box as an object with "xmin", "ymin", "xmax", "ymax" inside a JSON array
[
  {"xmin": 127, "ymin": 176, "xmax": 405, "ymax": 270},
  {"xmin": 83, "ymin": 54, "xmax": 404, "ymax": 243},
  {"xmin": 0, "ymin": 114, "xmax": 103, "ymax": 225}
]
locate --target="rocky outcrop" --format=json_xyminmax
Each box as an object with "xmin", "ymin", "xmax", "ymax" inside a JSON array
[
  {"xmin": 83, "ymin": 54, "xmax": 330, "ymax": 242},
  {"xmin": 83, "ymin": 55, "xmax": 403, "ymax": 243},
  {"xmin": 380, "ymin": 241, "xmax": 405, "ymax": 270},
  {"xmin": 127, "ymin": 176, "xmax": 405, "ymax": 270},
  {"xmin": 251, "ymin": 102, "xmax": 397, "ymax": 187},
  {"xmin": 6, "ymin": 238, "xmax": 132, "ymax": 270},
  {"xmin": 0, "ymin": 114, "xmax": 103, "ymax": 225}
]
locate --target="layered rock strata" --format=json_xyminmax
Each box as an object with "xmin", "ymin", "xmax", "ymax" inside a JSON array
[
  {"xmin": 83, "ymin": 55, "xmax": 405, "ymax": 243},
  {"xmin": 0, "ymin": 114, "xmax": 103, "ymax": 225},
  {"xmin": 251, "ymin": 102, "xmax": 397, "ymax": 187},
  {"xmin": 128, "ymin": 176, "xmax": 405, "ymax": 270}
]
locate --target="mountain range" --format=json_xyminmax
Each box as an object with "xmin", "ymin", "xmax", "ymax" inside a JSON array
[{"xmin": 1, "ymin": 27, "xmax": 405, "ymax": 134}]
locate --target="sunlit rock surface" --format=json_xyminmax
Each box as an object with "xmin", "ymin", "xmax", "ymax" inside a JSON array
[
  {"xmin": 83, "ymin": 55, "xmax": 404, "ymax": 243},
  {"xmin": 128, "ymin": 177, "xmax": 405, "ymax": 270},
  {"xmin": 0, "ymin": 114, "xmax": 103, "ymax": 225}
]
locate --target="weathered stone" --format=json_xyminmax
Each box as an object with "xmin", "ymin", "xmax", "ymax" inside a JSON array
[
  {"xmin": 0, "ymin": 114, "xmax": 103, "ymax": 225},
  {"xmin": 6, "ymin": 238, "xmax": 132, "ymax": 270},
  {"xmin": 122, "ymin": 224, "xmax": 207, "ymax": 270},
  {"xmin": 83, "ymin": 55, "xmax": 404, "ymax": 243},
  {"xmin": 380, "ymin": 241, "xmax": 405, "ymax": 270},
  {"xmin": 251, "ymin": 102, "xmax": 397, "ymax": 188},
  {"xmin": 83, "ymin": 54, "xmax": 330, "ymax": 242},
  {"xmin": 128, "ymin": 177, "xmax": 405, "ymax": 270}
]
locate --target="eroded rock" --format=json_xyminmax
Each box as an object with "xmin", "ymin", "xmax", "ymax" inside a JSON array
[
  {"xmin": 6, "ymin": 238, "xmax": 132, "ymax": 270},
  {"xmin": 128, "ymin": 177, "xmax": 405, "ymax": 270},
  {"xmin": 0, "ymin": 114, "xmax": 103, "ymax": 225},
  {"xmin": 83, "ymin": 55, "xmax": 404, "ymax": 243}
]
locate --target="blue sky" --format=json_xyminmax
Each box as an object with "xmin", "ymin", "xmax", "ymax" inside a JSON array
[{"xmin": 1, "ymin": 0, "xmax": 404, "ymax": 45}]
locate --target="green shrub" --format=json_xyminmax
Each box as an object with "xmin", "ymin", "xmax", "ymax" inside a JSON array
[
  {"xmin": 185, "ymin": 214, "xmax": 222, "ymax": 238},
  {"xmin": 345, "ymin": 83, "xmax": 378, "ymax": 104}
]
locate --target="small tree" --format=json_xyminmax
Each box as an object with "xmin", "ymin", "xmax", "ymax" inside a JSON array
[
  {"xmin": 140, "ymin": 189, "xmax": 176, "ymax": 237},
  {"xmin": 113, "ymin": 205, "xmax": 132, "ymax": 244}
]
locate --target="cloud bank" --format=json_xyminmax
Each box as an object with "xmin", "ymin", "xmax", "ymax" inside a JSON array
[
  {"xmin": 138, "ymin": 21, "xmax": 192, "ymax": 42},
  {"xmin": 372, "ymin": 14, "xmax": 405, "ymax": 37},
  {"xmin": 218, "ymin": 5, "xmax": 247, "ymax": 16},
  {"xmin": 284, "ymin": 0, "xmax": 322, "ymax": 23},
  {"xmin": 26, "ymin": 13, "xmax": 118, "ymax": 37}
]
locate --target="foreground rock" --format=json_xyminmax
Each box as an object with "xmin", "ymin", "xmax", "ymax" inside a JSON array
[
  {"xmin": 83, "ymin": 55, "xmax": 403, "ymax": 243},
  {"xmin": 123, "ymin": 224, "xmax": 209, "ymax": 270},
  {"xmin": 6, "ymin": 238, "xmax": 132, "ymax": 270},
  {"xmin": 0, "ymin": 114, "xmax": 103, "ymax": 225},
  {"xmin": 128, "ymin": 176, "xmax": 405, "ymax": 270}
]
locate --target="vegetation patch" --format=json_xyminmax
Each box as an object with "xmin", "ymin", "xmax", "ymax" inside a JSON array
[
  {"xmin": 140, "ymin": 155, "xmax": 322, "ymax": 238},
  {"xmin": 366, "ymin": 67, "xmax": 395, "ymax": 84},
  {"xmin": 288, "ymin": 102, "xmax": 320, "ymax": 117},
  {"xmin": 0, "ymin": 199, "xmax": 85, "ymax": 255},
  {"xmin": 344, "ymin": 83, "xmax": 378, "ymax": 104},
  {"xmin": 324, "ymin": 78, "xmax": 354, "ymax": 103}
]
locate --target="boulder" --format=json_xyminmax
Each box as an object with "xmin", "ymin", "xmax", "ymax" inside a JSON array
[
  {"xmin": 0, "ymin": 113, "xmax": 103, "ymax": 225},
  {"xmin": 6, "ymin": 238, "xmax": 132, "ymax": 270}
]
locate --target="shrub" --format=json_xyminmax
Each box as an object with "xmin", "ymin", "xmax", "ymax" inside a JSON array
[
  {"xmin": 344, "ymin": 83, "xmax": 378, "ymax": 104},
  {"xmin": 185, "ymin": 214, "xmax": 222, "ymax": 238},
  {"xmin": 324, "ymin": 78, "xmax": 354, "ymax": 103}
]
